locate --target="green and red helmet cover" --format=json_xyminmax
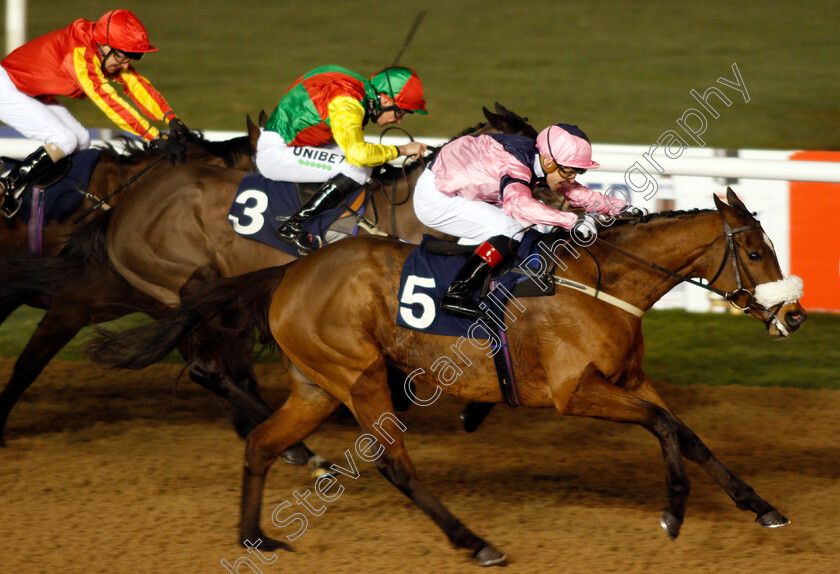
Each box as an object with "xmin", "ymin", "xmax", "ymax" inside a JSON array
[{"xmin": 370, "ymin": 66, "xmax": 427, "ymax": 114}]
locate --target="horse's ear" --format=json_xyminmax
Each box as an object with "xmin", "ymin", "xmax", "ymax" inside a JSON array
[
  {"xmin": 259, "ymin": 110, "xmax": 269, "ymax": 128},
  {"xmin": 726, "ymin": 187, "xmax": 752, "ymax": 216},
  {"xmin": 483, "ymin": 106, "xmax": 501, "ymax": 126},
  {"xmin": 713, "ymin": 192, "xmax": 728, "ymax": 214},
  {"xmin": 246, "ymin": 114, "xmax": 260, "ymax": 149}
]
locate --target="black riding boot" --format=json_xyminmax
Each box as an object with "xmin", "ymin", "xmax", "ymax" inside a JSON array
[
  {"xmin": 441, "ymin": 238, "xmax": 513, "ymax": 319},
  {"xmin": 276, "ymin": 173, "xmax": 360, "ymax": 255},
  {"xmin": 0, "ymin": 146, "xmax": 60, "ymax": 218}
]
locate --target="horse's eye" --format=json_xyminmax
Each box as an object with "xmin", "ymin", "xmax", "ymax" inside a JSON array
[{"xmin": 748, "ymin": 252, "xmax": 762, "ymax": 262}]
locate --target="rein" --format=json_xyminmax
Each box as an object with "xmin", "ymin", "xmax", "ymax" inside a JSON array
[
  {"xmin": 73, "ymin": 153, "xmax": 167, "ymax": 223},
  {"xmin": 370, "ymin": 127, "xmax": 436, "ymax": 239},
  {"xmin": 594, "ymin": 220, "xmax": 779, "ymax": 316}
]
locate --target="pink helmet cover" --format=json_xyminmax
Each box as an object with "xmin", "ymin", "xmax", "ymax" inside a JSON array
[{"xmin": 536, "ymin": 123, "xmax": 600, "ymax": 169}]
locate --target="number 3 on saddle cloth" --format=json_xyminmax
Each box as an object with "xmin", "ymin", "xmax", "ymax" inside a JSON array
[
  {"xmin": 1, "ymin": 149, "xmax": 101, "ymax": 253},
  {"xmin": 396, "ymin": 232, "xmax": 555, "ymax": 407},
  {"xmin": 227, "ymin": 172, "xmax": 367, "ymax": 257}
]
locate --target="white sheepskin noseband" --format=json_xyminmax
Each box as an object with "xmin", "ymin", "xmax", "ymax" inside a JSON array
[{"xmin": 754, "ymin": 275, "xmax": 804, "ymax": 307}]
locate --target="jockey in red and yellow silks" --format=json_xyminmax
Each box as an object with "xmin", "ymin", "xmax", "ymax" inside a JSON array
[
  {"xmin": 2, "ymin": 16, "xmax": 174, "ymax": 141},
  {"xmin": 0, "ymin": 10, "xmax": 189, "ymax": 217},
  {"xmin": 257, "ymin": 65, "xmax": 429, "ymax": 256}
]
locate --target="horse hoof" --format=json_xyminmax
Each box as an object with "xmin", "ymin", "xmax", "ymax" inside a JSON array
[
  {"xmin": 474, "ymin": 544, "xmax": 507, "ymax": 566},
  {"xmin": 757, "ymin": 510, "xmax": 790, "ymax": 529},
  {"xmin": 311, "ymin": 466, "xmax": 336, "ymax": 479},
  {"xmin": 241, "ymin": 534, "xmax": 292, "ymax": 553},
  {"xmin": 660, "ymin": 510, "xmax": 682, "ymax": 540},
  {"xmin": 307, "ymin": 455, "xmax": 337, "ymax": 479},
  {"xmin": 281, "ymin": 444, "xmax": 312, "ymax": 467}
]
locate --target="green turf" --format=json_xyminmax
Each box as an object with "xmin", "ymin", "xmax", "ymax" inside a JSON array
[
  {"xmin": 1, "ymin": 306, "xmax": 837, "ymax": 390},
  {"xmin": 641, "ymin": 310, "xmax": 840, "ymax": 389},
  {"xmin": 4, "ymin": 1, "xmax": 839, "ymax": 150}
]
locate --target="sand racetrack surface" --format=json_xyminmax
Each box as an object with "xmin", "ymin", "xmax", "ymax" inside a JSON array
[{"xmin": 1, "ymin": 357, "xmax": 838, "ymax": 574}]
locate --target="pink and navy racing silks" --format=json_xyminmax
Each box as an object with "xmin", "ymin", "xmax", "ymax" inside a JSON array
[{"xmin": 429, "ymin": 133, "xmax": 626, "ymax": 229}]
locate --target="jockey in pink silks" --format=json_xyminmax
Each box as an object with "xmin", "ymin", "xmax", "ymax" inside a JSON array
[{"xmin": 413, "ymin": 123, "xmax": 627, "ymax": 318}]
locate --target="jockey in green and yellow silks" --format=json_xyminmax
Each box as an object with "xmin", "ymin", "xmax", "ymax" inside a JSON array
[{"xmin": 256, "ymin": 65, "xmax": 429, "ymax": 256}]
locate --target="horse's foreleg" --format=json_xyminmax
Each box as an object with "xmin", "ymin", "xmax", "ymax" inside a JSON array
[
  {"xmin": 240, "ymin": 365, "xmax": 340, "ymax": 552},
  {"xmin": 627, "ymin": 374, "xmax": 789, "ymax": 529},
  {"xmin": 350, "ymin": 357, "xmax": 506, "ymax": 566},
  {"xmin": 0, "ymin": 305, "xmax": 87, "ymax": 446},
  {"xmin": 558, "ymin": 364, "xmax": 690, "ymax": 539}
]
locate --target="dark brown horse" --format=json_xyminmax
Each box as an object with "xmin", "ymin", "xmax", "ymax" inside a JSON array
[
  {"xmin": 0, "ymin": 104, "xmax": 537, "ymax": 447},
  {"xmin": 0, "ymin": 118, "xmax": 260, "ymax": 255},
  {"xmin": 0, "ymin": 118, "xmax": 262, "ymax": 445},
  {"xmin": 88, "ymin": 189, "xmax": 806, "ymax": 565}
]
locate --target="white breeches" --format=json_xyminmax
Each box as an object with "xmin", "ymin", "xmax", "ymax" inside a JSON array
[
  {"xmin": 255, "ymin": 129, "xmax": 372, "ymax": 185},
  {"xmin": 413, "ymin": 168, "xmax": 534, "ymax": 245},
  {"xmin": 0, "ymin": 67, "xmax": 90, "ymax": 157}
]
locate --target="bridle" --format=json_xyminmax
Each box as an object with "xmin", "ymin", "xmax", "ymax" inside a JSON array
[
  {"xmin": 595, "ymin": 217, "xmax": 790, "ymax": 329},
  {"xmin": 704, "ymin": 221, "xmax": 763, "ymax": 311}
]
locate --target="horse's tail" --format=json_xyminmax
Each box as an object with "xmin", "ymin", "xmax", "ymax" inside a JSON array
[
  {"xmin": 86, "ymin": 264, "xmax": 289, "ymax": 370},
  {"xmin": 0, "ymin": 210, "xmax": 112, "ymax": 301}
]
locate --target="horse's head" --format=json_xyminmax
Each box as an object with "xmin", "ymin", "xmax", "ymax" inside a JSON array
[{"xmin": 711, "ymin": 188, "xmax": 807, "ymax": 337}]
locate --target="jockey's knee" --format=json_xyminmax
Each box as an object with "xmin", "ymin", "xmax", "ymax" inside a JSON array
[
  {"xmin": 46, "ymin": 132, "xmax": 84, "ymax": 158},
  {"xmin": 337, "ymin": 165, "xmax": 372, "ymax": 186}
]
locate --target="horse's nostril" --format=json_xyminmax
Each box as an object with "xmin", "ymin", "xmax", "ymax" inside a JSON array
[{"xmin": 785, "ymin": 311, "xmax": 807, "ymax": 326}]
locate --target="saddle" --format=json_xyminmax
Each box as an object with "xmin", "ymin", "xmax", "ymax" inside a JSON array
[
  {"xmin": 0, "ymin": 156, "xmax": 72, "ymax": 219},
  {"xmin": 399, "ymin": 233, "xmax": 556, "ymax": 408},
  {"xmin": 228, "ymin": 173, "xmax": 367, "ymax": 257}
]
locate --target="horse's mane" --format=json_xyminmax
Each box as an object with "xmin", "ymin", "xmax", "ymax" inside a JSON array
[
  {"xmin": 605, "ymin": 208, "xmax": 716, "ymax": 229},
  {"xmin": 94, "ymin": 131, "xmax": 252, "ymax": 168},
  {"xmin": 454, "ymin": 121, "xmax": 492, "ymax": 138},
  {"xmin": 94, "ymin": 136, "xmax": 153, "ymax": 160}
]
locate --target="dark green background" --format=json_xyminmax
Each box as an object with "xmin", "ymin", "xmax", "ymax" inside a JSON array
[{"xmin": 4, "ymin": 0, "xmax": 839, "ymax": 149}]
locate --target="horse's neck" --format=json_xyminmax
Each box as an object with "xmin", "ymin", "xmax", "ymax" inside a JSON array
[{"xmin": 589, "ymin": 212, "xmax": 722, "ymax": 311}]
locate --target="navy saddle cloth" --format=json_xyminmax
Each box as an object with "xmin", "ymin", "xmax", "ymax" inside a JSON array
[
  {"xmin": 396, "ymin": 231, "xmax": 551, "ymax": 338},
  {"xmin": 227, "ymin": 172, "xmax": 365, "ymax": 257},
  {"xmin": 14, "ymin": 148, "xmax": 101, "ymax": 224}
]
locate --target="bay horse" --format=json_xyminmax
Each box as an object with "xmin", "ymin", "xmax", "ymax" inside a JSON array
[
  {"xmin": 88, "ymin": 189, "xmax": 806, "ymax": 565},
  {"xmin": 0, "ymin": 118, "xmax": 260, "ymax": 256},
  {"xmin": 0, "ymin": 117, "xmax": 262, "ymax": 445},
  {"xmin": 0, "ymin": 104, "xmax": 538, "ymax": 448}
]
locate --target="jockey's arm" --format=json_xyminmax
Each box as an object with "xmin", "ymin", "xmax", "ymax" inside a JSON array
[
  {"xmin": 328, "ymin": 97, "xmax": 399, "ymax": 167},
  {"xmin": 501, "ymin": 180, "xmax": 579, "ymax": 230},
  {"xmin": 70, "ymin": 47, "xmax": 161, "ymax": 140},
  {"xmin": 116, "ymin": 68, "xmax": 178, "ymax": 131},
  {"xmin": 561, "ymin": 182, "xmax": 628, "ymax": 216}
]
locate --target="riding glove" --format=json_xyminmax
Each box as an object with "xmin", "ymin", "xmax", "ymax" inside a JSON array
[{"xmin": 150, "ymin": 134, "xmax": 186, "ymax": 165}]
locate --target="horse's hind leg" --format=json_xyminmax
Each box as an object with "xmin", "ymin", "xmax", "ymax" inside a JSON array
[
  {"xmin": 185, "ymin": 353, "xmax": 325, "ymax": 470},
  {"xmin": 349, "ymin": 357, "xmax": 506, "ymax": 566},
  {"xmin": 0, "ymin": 304, "xmax": 88, "ymax": 446},
  {"xmin": 627, "ymin": 374, "xmax": 788, "ymax": 529},
  {"xmin": 179, "ymin": 267, "xmax": 326, "ymax": 469},
  {"xmin": 558, "ymin": 364, "xmax": 691, "ymax": 539},
  {"xmin": 240, "ymin": 364, "xmax": 341, "ymax": 552}
]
